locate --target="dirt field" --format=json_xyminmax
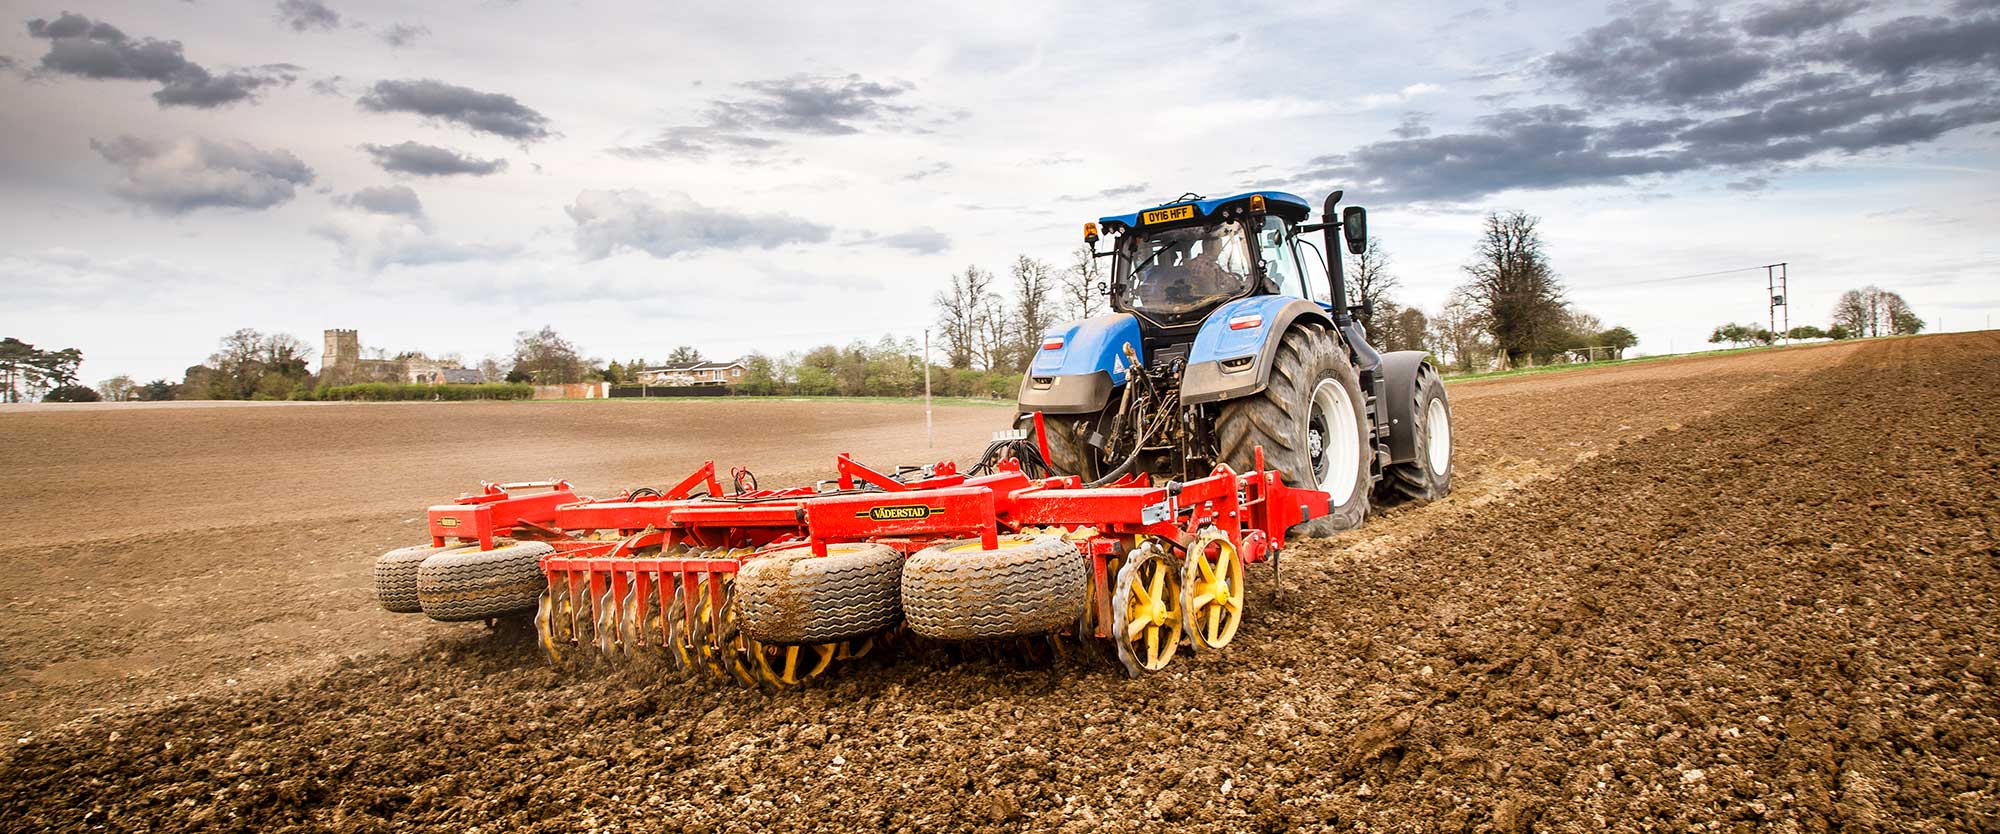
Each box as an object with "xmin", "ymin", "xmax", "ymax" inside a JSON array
[{"xmin": 3, "ymin": 334, "xmax": 1996, "ymax": 832}]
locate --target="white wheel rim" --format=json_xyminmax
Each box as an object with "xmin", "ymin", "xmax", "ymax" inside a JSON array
[
  {"xmin": 1308, "ymin": 379, "xmax": 1361, "ymax": 504},
  {"xmin": 1425, "ymin": 396, "xmax": 1451, "ymax": 474}
]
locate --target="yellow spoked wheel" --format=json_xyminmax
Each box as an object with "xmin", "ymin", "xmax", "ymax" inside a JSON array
[
  {"xmin": 749, "ymin": 640, "xmax": 837, "ymax": 688},
  {"xmin": 534, "ymin": 581, "xmax": 576, "ymax": 665},
  {"xmin": 1180, "ymin": 534, "xmax": 1246, "ymax": 652},
  {"xmin": 1110, "ymin": 544, "xmax": 1182, "ymax": 677},
  {"xmin": 694, "ymin": 577, "xmax": 756, "ymax": 687},
  {"xmin": 836, "ymin": 636, "xmax": 877, "ymax": 661}
]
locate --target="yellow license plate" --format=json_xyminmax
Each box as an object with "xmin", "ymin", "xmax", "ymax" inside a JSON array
[{"xmin": 1142, "ymin": 205, "xmax": 1195, "ymax": 225}]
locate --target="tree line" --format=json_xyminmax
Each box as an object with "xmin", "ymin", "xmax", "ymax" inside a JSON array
[{"xmin": 1709, "ymin": 285, "xmax": 1925, "ymax": 347}]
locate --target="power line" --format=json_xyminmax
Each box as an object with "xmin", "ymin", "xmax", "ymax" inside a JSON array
[{"xmin": 1583, "ymin": 264, "xmax": 1776, "ymax": 291}]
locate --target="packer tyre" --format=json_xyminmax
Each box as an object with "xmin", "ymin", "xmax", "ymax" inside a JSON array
[
  {"xmin": 374, "ymin": 544, "xmax": 459, "ymax": 613},
  {"xmin": 1218, "ymin": 324, "xmax": 1372, "ymax": 537},
  {"xmin": 901, "ymin": 535, "xmax": 1088, "ymax": 641},
  {"xmin": 735, "ymin": 543, "xmax": 903, "ymax": 644},
  {"xmin": 1381, "ymin": 363, "xmax": 1454, "ymax": 502},
  {"xmin": 416, "ymin": 541, "xmax": 554, "ymax": 622}
]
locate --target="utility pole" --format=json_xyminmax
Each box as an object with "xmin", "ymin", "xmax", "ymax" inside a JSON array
[
  {"xmin": 1766, "ymin": 262, "xmax": 1789, "ymax": 345},
  {"xmin": 923, "ymin": 328, "xmax": 934, "ymax": 448}
]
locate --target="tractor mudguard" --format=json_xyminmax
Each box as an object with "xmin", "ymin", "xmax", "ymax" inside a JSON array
[
  {"xmin": 1377, "ymin": 350, "xmax": 1435, "ymax": 464},
  {"xmin": 1179, "ymin": 297, "xmax": 1338, "ymax": 405},
  {"xmin": 1018, "ymin": 313, "xmax": 1143, "ymax": 414}
]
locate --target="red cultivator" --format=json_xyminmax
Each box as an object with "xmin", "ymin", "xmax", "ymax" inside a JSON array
[{"xmin": 377, "ymin": 435, "xmax": 1332, "ymax": 684}]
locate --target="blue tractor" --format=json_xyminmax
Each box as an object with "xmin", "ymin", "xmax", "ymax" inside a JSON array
[{"xmin": 1018, "ymin": 190, "xmax": 1453, "ymax": 537}]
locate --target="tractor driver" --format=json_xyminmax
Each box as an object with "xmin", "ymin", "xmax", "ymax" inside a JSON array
[{"xmin": 1125, "ymin": 222, "xmax": 1252, "ymax": 315}]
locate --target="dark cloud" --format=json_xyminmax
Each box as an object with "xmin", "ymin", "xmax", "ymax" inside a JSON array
[
  {"xmin": 24, "ymin": 12, "xmax": 290, "ymax": 108},
  {"xmin": 1544, "ymin": 3, "xmax": 1771, "ymax": 106},
  {"xmin": 1392, "ymin": 113, "xmax": 1432, "ymax": 139},
  {"xmin": 1832, "ymin": 12, "xmax": 2000, "ymax": 75},
  {"xmin": 358, "ymin": 79, "xmax": 553, "ymax": 142},
  {"xmin": 1727, "ymin": 176, "xmax": 1772, "ymax": 191},
  {"xmin": 379, "ymin": 23, "xmax": 428, "ymax": 47},
  {"xmin": 275, "ymin": 0, "xmax": 340, "ymax": 32},
  {"xmin": 853, "ymin": 226, "xmax": 952, "ymax": 254},
  {"xmin": 362, "ymin": 141, "xmax": 507, "ymax": 177},
  {"xmin": 614, "ymin": 73, "xmax": 915, "ymax": 159},
  {"xmin": 1297, "ymin": 2, "xmax": 2000, "ymax": 204},
  {"xmin": 345, "ymin": 185, "xmax": 423, "ymax": 217},
  {"xmin": 1741, "ymin": 0, "xmax": 1867, "ymax": 38},
  {"xmin": 565, "ymin": 189, "xmax": 831, "ymax": 259},
  {"xmin": 91, "ymin": 135, "xmax": 315, "ymax": 213}
]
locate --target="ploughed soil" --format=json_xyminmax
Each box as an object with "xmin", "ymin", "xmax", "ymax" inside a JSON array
[{"xmin": 6, "ymin": 334, "xmax": 1997, "ymax": 832}]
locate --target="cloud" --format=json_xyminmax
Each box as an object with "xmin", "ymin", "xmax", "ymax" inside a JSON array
[
  {"xmin": 1544, "ymin": 4, "xmax": 1773, "ymax": 107},
  {"xmin": 902, "ymin": 161, "xmax": 952, "ymax": 181},
  {"xmin": 314, "ymin": 188, "xmax": 513, "ymax": 271},
  {"xmin": 1293, "ymin": 1, "xmax": 2000, "ymax": 204},
  {"xmin": 1741, "ymin": 0, "xmax": 1867, "ymax": 38},
  {"xmin": 25, "ymin": 12, "xmax": 293, "ymax": 108},
  {"xmin": 1726, "ymin": 176, "xmax": 1772, "ymax": 191},
  {"xmin": 91, "ymin": 135, "xmax": 315, "ymax": 213},
  {"xmin": 1392, "ymin": 113, "xmax": 1432, "ymax": 139},
  {"xmin": 1058, "ymin": 184, "xmax": 1150, "ymax": 202},
  {"xmin": 1, "ymin": 248, "xmax": 208, "ymax": 305},
  {"xmin": 275, "ymin": 0, "xmax": 340, "ymax": 32},
  {"xmin": 613, "ymin": 73, "xmax": 916, "ymax": 159},
  {"xmin": 344, "ymin": 185, "xmax": 423, "ymax": 217},
  {"xmin": 851, "ymin": 226, "xmax": 952, "ymax": 254},
  {"xmin": 358, "ymin": 79, "xmax": 553, "ymax": 142},
  {"xmin": 379, "ymin": 23, "xmax": 428, "ymax": 47},
  {"xmin": 564, "ymin": 189, "xmax": 832, "ymax": 259},
  {"xmin": 361, "ymin": 141, "xmax": 507, "ymax": 176}
]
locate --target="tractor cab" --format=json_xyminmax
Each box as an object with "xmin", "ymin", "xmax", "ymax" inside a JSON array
[{"xmin": 1094, "ymin": 191, "xmax": 1324, "ymax": 332}]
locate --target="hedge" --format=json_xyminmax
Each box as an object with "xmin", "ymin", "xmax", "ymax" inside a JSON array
[{"xmin": 313, "ymin": 382, "xmax": 534, "ymax": 401}]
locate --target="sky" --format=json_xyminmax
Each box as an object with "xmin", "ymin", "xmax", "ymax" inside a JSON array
[{"xmin": 2, "ymin": 0, "xmax": 1997, "ymax": 384}]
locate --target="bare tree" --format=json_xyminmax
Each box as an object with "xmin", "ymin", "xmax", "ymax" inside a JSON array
[
  {"xmin": 1346, "ymin": 236, "xmax": 1398, "ymax": 341},
  {"xmin": 666, "ymin": 345, "xmax": 704, "ymax": 364},
  {"xmin": 1428, "ymin": 295, "xmax": 1494, "ymax": 374},
  {"xmin": 1459, "ymin": 210, "xmax": 1566, "ymax": 368},
  {"xmin": 1011, "ymin": 256, "xmax": 1055, "ymax": 369},
  {"xmin": 1062, "ymin": 244, "xmax": 1104, "ymax": 320},
  {"xmin": 934, "ymin": 265, "xmax": 993, "ymax": 369},
  {"xmin": 1832, "ymin": 286, "xmax": 1924, "ymax": 337},
  {"xmin": 511, "ymin": 325, "xmax": 591, "ymax": 384}
]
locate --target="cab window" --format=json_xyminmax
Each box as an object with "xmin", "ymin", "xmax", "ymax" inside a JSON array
[
  {"xmin": 1257, "ymin": 216, "xmax": 1306, "ymax": 299},
  {"xmin": 1298, "ymin": 239, "xmax": 1333, "ymax": 306}
]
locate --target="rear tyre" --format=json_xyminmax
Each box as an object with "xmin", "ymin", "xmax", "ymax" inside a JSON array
[
  {"xmin": 374, "ymin": 544, "xmax": 458, "ymax": 613},
  {"xmin": 1380, "ymin": 363, "xmax": 1454, "ymax": 502},
  {"xmin": 1217, "ymin": 324, "xmax": 1372, "ymax": 538},
  {"xmin": 416, "ymin": 541, "xmax": 554, "ymax": 622},
  {"xmin": 735, "ymin": 543, "xmax": 903, "ymax": 644},
  {"xmin": 901, "ymin": 534, "xmax": 1088, "ymax": 640}
]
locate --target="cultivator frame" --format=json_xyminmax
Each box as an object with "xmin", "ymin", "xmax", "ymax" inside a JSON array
[{"xmin": 416, "ymin": 437, "xmax": 1330, "ymax": 684}]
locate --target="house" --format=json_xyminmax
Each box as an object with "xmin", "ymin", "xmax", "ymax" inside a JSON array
[{"xmin": 637, "ymin": 359, "xmax": 745, "ymax": 386}]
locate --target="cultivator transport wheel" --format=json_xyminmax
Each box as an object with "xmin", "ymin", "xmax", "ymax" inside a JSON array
[
  {"xmin": 1380, "ymin": 363, "xmax": 1454, "ymax": 502},
  {"xmin": 416, "ymin": 541, "xmax": 554, "ymax": 622},
  {"xmin": 1180, "ymin": 532, "xmax": 1246, "ymax": 652},
  {"xmin": 373, "ymin": 543, "xmax": 461, "ymax": 613},
  {"xmin": 1111, "ymin": 542, "xmax": 1183, "ymax": 677},
  {"xmin": 735, "ymin": 543, "xmax": 902, "ymax": 645},
  {"xmin": 901, "ymin": 534, "xmax": 1089, "ymax": 641},
  {"xmin": 1218, "ymin": 324, "xmax": 1371, "ymax": 538}
]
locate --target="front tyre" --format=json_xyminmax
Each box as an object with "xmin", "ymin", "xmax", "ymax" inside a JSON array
[{"xmin": 1217, "ymin": 324, "xmax": 1371, "ymax": 538}]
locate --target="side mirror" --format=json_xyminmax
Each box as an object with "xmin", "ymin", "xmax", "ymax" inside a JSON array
[{"xmin": 1341, "ymin": 206, "xmax": 1367, "ymax": 254}]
